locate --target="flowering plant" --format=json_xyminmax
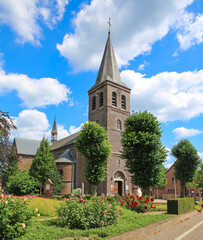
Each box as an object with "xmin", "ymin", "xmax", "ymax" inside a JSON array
[
  {"xmin": 115, "ymin": 193, "xmax": 156, "ymax": 213},
  {"xmin": 0, "ymin": 195, "xmax": 32, "ymax": 239},
  {"xmin": 57, "ymin": 194, "xmax": 120, "ymax": 229}
]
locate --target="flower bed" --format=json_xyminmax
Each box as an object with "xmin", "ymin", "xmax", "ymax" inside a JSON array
[
  {"xmin": 115, "ymin": 193, "xmax": 156, "ymax": 212},
  {"xmin": 0, "ymin": 194, "xmax": 32, "ymax": 239},
  {"xmin": 57, "ymin": 194, "xmax": 121, "ymax": 229}
]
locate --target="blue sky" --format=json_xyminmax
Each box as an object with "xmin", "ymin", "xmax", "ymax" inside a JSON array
[{"xmin": 0, "ymin": 0, "xmax": 203, "ymax": 168}]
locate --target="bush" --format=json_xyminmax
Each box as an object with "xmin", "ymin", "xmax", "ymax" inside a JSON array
[
  {"xmin": 57, "ymin": 195, "xmax": 120, "ymax": 229},
  {"xmin": 0, "ymin": 195, "xmax": 32, "ymax": 239},
  {"xmin": 7, "ymin": 171, "xmax": 39, "ymax": 196},
  {"xmin": 115, "ymin": 193, "xmax": 156, "ymax": 212},
  {"xmin": 167, "ymin": 198, "xmax": 195, "ymax": 214}
]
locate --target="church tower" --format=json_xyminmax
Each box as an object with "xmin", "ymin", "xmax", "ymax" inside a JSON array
[
  {"xmin": 88, "ymin": 30, "xmax": 131, "ymax": 195},
  {"xmin": 51, "ymin": 115, "xmax": 58, "ymax": 144}
]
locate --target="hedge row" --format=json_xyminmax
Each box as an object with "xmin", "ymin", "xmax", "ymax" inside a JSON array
[{"xmin": 167, "ymin": 198, "xmax": 195, "ymax": 214}]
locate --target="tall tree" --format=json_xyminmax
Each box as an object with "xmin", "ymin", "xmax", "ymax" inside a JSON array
[
  {"xmin": 29, "ymin": 137, "xmax": 64, "ymax": 194},
  {"xmin": 171, "ymin": 139, "xmax": 201, "ymax": 198},
  {"xmin": 121, "ymin": 110, "xmax": 167, "ymax": 195},
  {"xmin": 0, "ymin": 111, "xmax": 18, "ymax": 183},
  {"xmin": 76, "ymin": 121, "xmax": 111, "ymax": 195}
]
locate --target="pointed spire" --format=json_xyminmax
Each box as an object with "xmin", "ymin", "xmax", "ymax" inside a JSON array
[
  {"xmin": 51, "ymin": 114, "xmax": 58, "ymax": 143},
  {"xmin": 92, "ymin": 30, "xmax": 129, "ymax": 90}
]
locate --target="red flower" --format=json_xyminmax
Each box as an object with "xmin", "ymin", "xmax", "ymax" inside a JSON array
[
  {"xmin": 147, "ymin": 196, "xmax": 149, "ymax": 201},
  {"xmin": 140, "ymin": 201, "xmax": 143, "ymax": 203},
  {"xmin": 128, "ymin": 204, "xmax": 131, "ymax": 207},
  {"xmin": 154, "ymin": 206, "xmax": 156, "ymax": 209},
  {"xmin": 140, "ymin": 196, "xmax": 142, "ymax": 199},
  {"xmin": 121, "ymin": 201, "xmax": 124, "ymax": 206},
  {"xmin": 145, "ymin": 206, "xmax": 148, "ymax": 209},
  {"xmin": 151, "ymin": 198, "xmax": 154, "ymax": 202}
]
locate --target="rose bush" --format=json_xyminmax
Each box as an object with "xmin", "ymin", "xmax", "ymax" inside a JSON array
[
  {"xmin": 57, "ymin": 195, "xmax": 120, "ymax": 229},
  {"xmin": 115, "ymin": 193, "xmax": 156, "ymax": 213},
  {"xmin": 0, "ymin": 195, "xmax": 32, "ymax": 239}
]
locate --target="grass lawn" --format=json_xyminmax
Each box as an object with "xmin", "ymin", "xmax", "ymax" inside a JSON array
[{"xmin": 15, "ymin": 207, "xmax": 174, "ymax": 240}]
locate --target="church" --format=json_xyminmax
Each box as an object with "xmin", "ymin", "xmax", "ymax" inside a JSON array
[{"xmin": 14, "ymin": 31, "xmax": 137, "ymax": 196}]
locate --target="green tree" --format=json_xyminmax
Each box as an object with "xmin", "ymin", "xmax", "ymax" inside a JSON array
[
  {"xmin": 7, "ymin": 170, "xmax": 39, "ymax": 196},
  {"xmin": 0, "ymin": 111, "xmax": 18, "ymax": 184},
  {"xmin": 171, "ymin": 139, "xmax": 201, "ymax": 198},
  {"xmin": 121, "ymin": 110, "xmax": 167, "ymax": 195},
  {"xmin": 76, "ymin": 121, "xmax": 111, "ymax": 195},
  {"xmin": 188, "ymin": 162, "xmax": 203, "ymax": 197},
  {"xmin": 29, "ymin": 137, "xmax": 64, "ymax": 194}
]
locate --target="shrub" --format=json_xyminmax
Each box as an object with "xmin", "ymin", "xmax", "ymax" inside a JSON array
[
  {"xmin": 0, "ymin": 195, "xmax": 32, "ymax": 239},
  {"xmin": 115, "ymin": 193, "xmax": 156, "ymax": 212},
  {"xmin": 7, "ymin": 171, "xmax": 39, "ymax": 196},
  {"xmin": 167, "ymin": 198, "xmax": 195, "ymax": 214},
  {"xmin": 57, "ymin": 195, "xmax": 120, "ymax": 229}
]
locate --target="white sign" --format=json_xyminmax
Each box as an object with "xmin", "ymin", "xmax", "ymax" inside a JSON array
[{"xmin": 46, "ymin": 184, "xmax": 50, "ymax": 190}]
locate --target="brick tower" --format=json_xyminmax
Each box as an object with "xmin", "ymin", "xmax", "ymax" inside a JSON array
[{"xmin": 88, "ymin": 31, "xmax": 131, "ymax": 195}]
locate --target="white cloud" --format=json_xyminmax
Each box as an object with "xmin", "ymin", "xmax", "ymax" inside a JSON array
[
  {"xmin": 57, "ymin": 0, "xmax": 193, "ymax": 72},
  {"xmin": 121, "ymin": 69, "xmax": 203, "ymax": 122},
  {"xmin": 0, "ymin": 0, "xmax": 68, "ymax": 45},
  {"xmin": 176, "ymin": 12, "xmax": 203, "ymax": 50},
  {"xmin": 138, "ymin": 61, "xmax": 149, "ymax": 71},
  {"xmin": 0, "ymin": 69, "xmax": 71, "ymax": 108},
  {"xmin": 11, "ymin": 109, "xmax": 83, "ymax": 140},
  {"xmin": 12, "ymin": 109, "xmax": 50, "ymax": 139},
  {"xmin": 165, "ymin": 163, "xmax": 173, "ymax": 169},
  {"xmin": 198, "ymin": 152, "xmax": 203, "ymax": 160},
  {"xmin": 173, "ymin": 127, "xmax": 203, "ymax": 139}
]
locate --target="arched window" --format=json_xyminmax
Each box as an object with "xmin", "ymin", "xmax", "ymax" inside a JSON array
[
  {"xmin": 112, "ymin": 92, "xmax": 117, "ymax": 107},
  {"xmin": 99, "ymin": 92, "xmax": 103, "ymax": 107},
  {"xmin": 59, "ymin": 169, "xmax": 63, "ymax": 178},
  {"xmin": 117, "ymin": 120, "xmax": 121, "ymax": 130},
  {"xmin": 92, "ymin": 96, "xmax": 96, "ymax": 110},
  {"xmin": 121, "ymin": 95, "xmax": 126, "ymax": 110}
]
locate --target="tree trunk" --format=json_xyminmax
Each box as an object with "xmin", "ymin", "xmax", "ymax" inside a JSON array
[
  {"xmin": 91, "ymin": 184, "xmax": 97, "ymax": 196},
  {"xmin": 180, "ymin": 182, "xmax": 185, "ymax": 198},
  {"xmin": 143, "ymin": 187, "xmax": 150, "ymax": 196}
]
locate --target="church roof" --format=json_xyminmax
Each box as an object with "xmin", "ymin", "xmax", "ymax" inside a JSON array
[
  {"xmin": 90, "ymin": 33, "xmax": 129, "ymax": 91},
  {"xmin": 51, "ymin": 132, "xmax": 79, "ymax": 151},
  {"xmin": 14, "ymin": 137, "xmax": 41, "ymax": 156},
  {"xmin": 55, "ymin": 149, "xmax": 75, "ymax": 163},
  {"xmin": 51, "ymin": 115, "xmax": 58, "ymax": 134}
]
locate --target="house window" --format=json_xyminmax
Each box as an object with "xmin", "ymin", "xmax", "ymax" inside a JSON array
[
  {"xmin": 121, "ymin": 95, "xmax": 126, "ymax": 110},
  {"xmin": 99, "ymin": 92, "xmax": 103, "ymax": 107},
  {"xmin": 59, "ymin": 169, "xmax": 63, "ymax": 178},
  {"xmin": 117, "ymin": 120, "xmax": 121, "ymax": 130},
  {"xmin": 92, "ymin": 96, "xmax": 96, "ymax": 110},
  {"xmin": 112, "ymin": 92, "xmax": 117, "ymax": 107},
  {"xmin": 168, "ymin": 189, "xmax": 175, "ymax": 193}
]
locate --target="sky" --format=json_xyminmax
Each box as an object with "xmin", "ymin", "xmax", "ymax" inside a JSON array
[{"xmin": 0, "ymin": 0, "xmax": 203, "ymax": 168}]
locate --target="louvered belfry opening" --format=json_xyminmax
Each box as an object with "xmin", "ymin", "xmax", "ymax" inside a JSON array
[
  {"xmin": 121, "ymin": 95, "xmax": 126, "ymax": 110},
  {"xmin": 112, "ymin": 91, "xmax": 117, "ymax": 106}
]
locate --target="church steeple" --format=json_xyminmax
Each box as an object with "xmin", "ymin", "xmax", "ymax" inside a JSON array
[
  {"xmin": 51, "ymin": 115, "xmax": 58, "ymax": 143},
  {"xmin": 91, "ymin": 32, "xmax": 129, "ymax": 90}
]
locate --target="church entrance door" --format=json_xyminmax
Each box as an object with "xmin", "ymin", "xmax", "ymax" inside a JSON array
[{"xmin": 113, "ymin": 171, "xmax": 125, "ymax": 195}]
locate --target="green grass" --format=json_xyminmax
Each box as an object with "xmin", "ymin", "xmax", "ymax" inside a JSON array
[
  {"xmin": 150, "ymin": 204, "xmax": 167, "ymax": 211},
  {"xmin": 15, "ymin": 207, "xmax": 174, "ymax": 240}
]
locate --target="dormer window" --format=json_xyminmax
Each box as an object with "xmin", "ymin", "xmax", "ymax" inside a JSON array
[
  {"xmin": 112, "ymin": 92, "xmax": 117, "ymax": 107},
  {"xmin": 59, "ymin": 169, "xmax": 63, "ymax": 177},
  {"xmin": 117, "ymin": 120, "xmax": 121, "ymax": 130},
  {"xmin": 121, "ymin": 95, "xmax": 126, "ymax": 110},
  {"xmin": 92, "ymin": 96, "xmax": 96, "ymax": 110},
  {"xmin": 99, "ymin": 92, "xmax": 104, "ymax": 107}
]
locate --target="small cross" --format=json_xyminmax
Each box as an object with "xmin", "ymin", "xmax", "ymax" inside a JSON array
[{"xmin": 107, "ymin": 17, "xmax": 112, "ymax": 34}]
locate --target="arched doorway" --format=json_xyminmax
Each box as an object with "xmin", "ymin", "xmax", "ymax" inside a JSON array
[{"xmin": 113, "ymin": 171, "xmax": 125, "ymax": 195}]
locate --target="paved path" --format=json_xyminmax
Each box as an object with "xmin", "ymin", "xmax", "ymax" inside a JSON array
[{"xmin": 146, "ymin": 212, "xmax": 203, "ymax": 240}]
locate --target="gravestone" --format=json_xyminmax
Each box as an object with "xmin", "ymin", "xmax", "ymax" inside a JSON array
[{"xmin": 44, "ymin": 179, "xmax": 53, "ymax": 198}]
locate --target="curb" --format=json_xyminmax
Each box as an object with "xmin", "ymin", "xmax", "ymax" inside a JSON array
[{"xmin": 107, "ymin": 210, "xmax": 199, "ymax": 240}]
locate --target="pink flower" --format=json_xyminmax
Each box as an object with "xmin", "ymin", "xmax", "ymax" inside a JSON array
[
  {"xmin": 21, "ymin": 224, "xmax": 26, "ymax": 229},
  {"xmin": 80, "ymin": 198, "xmax": 84, "ymax": 203},
  {"xmin": 119, "ymin": 209, "xmax": 122, "ymax": 213},
  {"xmin": 103, "ymin": 210, "xmax": 107, "ymax": 213},
  {"xmin": 117, "ymin": 213, "xmax": 120, "ymax": 217}
]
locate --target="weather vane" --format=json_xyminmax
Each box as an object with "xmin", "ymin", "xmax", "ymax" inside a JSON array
[{"xmin": 107, "ymin": 17, "xmax": 112, "ymax": 34}]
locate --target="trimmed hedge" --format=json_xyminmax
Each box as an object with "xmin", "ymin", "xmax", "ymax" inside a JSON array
[{"xmin": 167, "ymin": 198, "xmax": 195, "ymax": 214}]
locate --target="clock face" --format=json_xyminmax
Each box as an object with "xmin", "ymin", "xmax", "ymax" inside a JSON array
[{"xmin": 117, "ymin": 88, "xmax": 121, "ymax": 95}]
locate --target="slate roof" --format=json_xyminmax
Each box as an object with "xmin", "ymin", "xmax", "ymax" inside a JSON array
[
  {"xmin": 89, "ymin": 33, "xmax": 130, "ymax": 91},
  {"xmin": 14, "ymin": 137, "xmax": 41, "ymax": 156},
  {"xmin": 51, "ymin": 132, "xmax": 80, "ymax": 151},
  {"xmin": 55, "ymin": 149, "xmax": 75, "ymax": 163}
]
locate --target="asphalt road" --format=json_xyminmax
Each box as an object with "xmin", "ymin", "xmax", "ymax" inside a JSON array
[{"xmin": 147, "ymin": 212, "xmax": 203, "ymax": 240}]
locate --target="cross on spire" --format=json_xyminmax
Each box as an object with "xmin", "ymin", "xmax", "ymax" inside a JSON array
[{"xmin": 107, "ymin": 17, "xmax": 112, "ymax": 34}]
